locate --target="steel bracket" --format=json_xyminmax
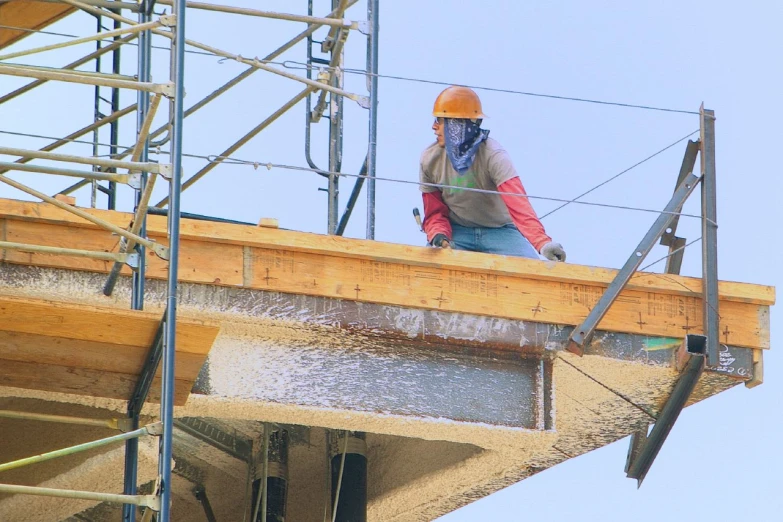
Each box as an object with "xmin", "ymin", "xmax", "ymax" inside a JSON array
[
  {"xmin": 625, "ymin": 334, "xmax": 706, "ymax": 486},
  {"xmin": 160, "ymin": 82, "xmax": 176, "ymax": 98},
  {"xmin": 354, "ymin": 20, "xmax": 371, "ymax": 35},
  {"xmin": 141, "ymin": 494, "xmax": 161, "ymax": 511},
  {"xmin": 568, "ymin": 170, "xmax": 701, "ymax": 355},
  {"xmin": 145, "ymin": 421, "xmax": 164, "ymax": 437},
  {"xmin": 127, "ymin": 172, "xmax": 142, "ymax": 190},
  {"xmin": 355, "ymin": 95, "xmax": 370, "ymax": 109},
  {"xmin": 151, "ymin": 242, "xmax": 170, "ymax": 260},
  {"xmin": 158, "ymin": 163, "xmax": 173, "ymax": 180},
  {"xmin": 158, "ymin": 14, "xmax": 177, "ymax": 27},
  {"xmin": 125, "ymin": 252, "xmax": 140, "ymax": 269}
]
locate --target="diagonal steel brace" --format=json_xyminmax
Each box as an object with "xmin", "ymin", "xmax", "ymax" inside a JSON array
[
  {"xmin": 568, "ymin": 171, "xmax": 701, "ymax": 355},
  {"xmin": 625, "ymin": 334, "xmax": 706, "ymax": 486}
]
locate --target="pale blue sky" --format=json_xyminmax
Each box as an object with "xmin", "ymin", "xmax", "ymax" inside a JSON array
[{"xmin": 0, "ymin": 1, "xmax": 780, "ymax": 521}]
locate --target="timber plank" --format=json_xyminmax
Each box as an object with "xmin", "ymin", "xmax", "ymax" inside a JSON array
[
  {"xmin": 250, "ymin": 247, "xmax": 770, "ymax": 350},
  {"xmin": 4, "ymin": 219, "xmax": 128, "ymax": 274},
  {"xmin": 0, "ymin": 294, "xmax": 218, "ymax": 355},
  {"xmin": 0, "ymin": 199, "xmax": 772, "ymax": 348},
  {"xmin": 0, "ymin": 199, "xmax": 772, "ymax": 305},
  {"xmin": 0, "ymin": 330, "xmax": 205, "ymax": 379},
  {"xmin": 3, "ymin": 219, "xmax": 243, "ymax": 286},
  {"xmin": 0, "ymin": 358, "xmax": 193, "ymax": 405},
  {"xmin": 0, "ymin": 1, "xmax": 75, "ymax": 49}
]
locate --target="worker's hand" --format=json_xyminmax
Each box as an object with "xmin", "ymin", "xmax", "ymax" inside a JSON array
[
  {"xmin": 431, "ymin": 234, "xmax": 451, "ymax": 249},
  {"xmin": 540, "ymin": 242, "xmax": 566, "ymax": 262}
]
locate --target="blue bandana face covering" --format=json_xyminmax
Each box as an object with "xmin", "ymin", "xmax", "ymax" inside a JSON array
[{"xmin": 443, "ymin": 118, "xmax": 490, "ymax": 174}]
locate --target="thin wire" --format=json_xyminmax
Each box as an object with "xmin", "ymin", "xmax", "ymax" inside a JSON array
[
  {"xmin": 640, "ymin": 237, "xmax": 702, "ymax": 272},
  {"xmin": 331, "ymin": 431, "xmax": 349, "ymax": 522},
  {"xmin": 539, "ymin": 130, "xmax": 699, "ymax": 219},
  {"xmin": 207, "ymin": 153, "xmax": 716, "ymax": 224},
  {"xmin": 0, "ymin": 128, "xmax": 715, "ymax": 224},
  {"xmin": 3, "ymin": 22, "xmax": 698, "ymax": 115},
  {"xmin": 282, "ymin": 61, "xmax": 701, "ymax": 116},
  {"xmin": 636, "ymin": 236, "xmax": 721, "ymax": 320}
]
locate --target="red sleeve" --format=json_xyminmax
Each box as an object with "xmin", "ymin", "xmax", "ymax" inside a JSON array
[
  {"xmin": 422, "ymin": 191, "xmax": 452, "ymax": 243},
  {"xmin": 497, "ymin": 177, "xmax": 551, "ymax": 251}
]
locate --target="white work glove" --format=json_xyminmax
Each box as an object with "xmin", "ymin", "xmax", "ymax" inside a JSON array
[{"xmin": 540, "ymin": 242, "xmax": 566, "ymax": 262}]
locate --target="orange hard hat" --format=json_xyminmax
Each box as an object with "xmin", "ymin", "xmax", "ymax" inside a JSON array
[{"xmin": 432, "ymin": 86, "xmax": 486, "ymax": 119}]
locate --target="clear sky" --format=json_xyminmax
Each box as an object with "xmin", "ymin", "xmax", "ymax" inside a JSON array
[{"xmin": 0, "ymin": 1, "xmax": 780, "ymax": 521}]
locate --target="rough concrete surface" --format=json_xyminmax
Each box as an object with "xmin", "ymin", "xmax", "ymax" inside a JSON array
[{"xmin": 0, "ymin": 264, "xmax": 748, "ymax": 521}]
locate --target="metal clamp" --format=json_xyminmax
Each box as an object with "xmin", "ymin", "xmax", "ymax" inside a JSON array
[
  {"xmin": 150, "ymin": 242, "xmax": 170, "ymax": 260},
  {"xmin": 159, "ymin": 82, "xmax": 176, "ymax": 98},
  {"xmin": 127, "ymin": 172, "xmax": 142, "ymax": 190},
  {"xmin": 125, "ymin": 252, "xmax": 140, "ymax": 269},
  {"xmin": 145, "ymin": 421, "xmax": 164, "ymax": 436},
  {"xmin": 354, "ymin": 20, "xmax": 371, "ymax": 35},
  {"xmin": 355, "ymin": 95, "xmax": 370, "ymax": 109},
  {"xmin": 158, "ymin": 14, "xmax": 177, "ymax": 27},
  {"xmin": 158, "ymin": 164, "xmax": 173, "ymax": 180}
]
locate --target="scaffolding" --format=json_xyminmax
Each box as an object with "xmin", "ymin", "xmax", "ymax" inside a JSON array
[
  {"xmin": 0, "ymin": 0, "xmax": 748, "ymax": 520},
  {"xmin": 0, "ymin": 0, "xmax": 379, "ymax": 520}
]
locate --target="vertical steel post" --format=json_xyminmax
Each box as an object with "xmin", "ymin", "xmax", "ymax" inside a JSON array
[
  {"xmin": 108, "ymin": 11, "xmax": 122, "ymax": 209},
  {"xmin": 365, "ymin": 0, "xmax": 379, "ymax": 239},
  {"xmin": 159, "ymin": 0, "xmax": 186, "ymax": 519},
  {"xmin": 91, "ymin": 14, "xmax": 103, "ymax": 208},
  {"xmin": 132, "ymin": 2, "xmax": 151, "ymax": 312},
  {"xmin": 700, "ymin": 106, "xmax": 719, "ymax": 367},
  {"xmin": 327, "ymin": 0, "xmax": 345, "ymax": 234},
  {"xmin": 123, "ymin": 3, "xmax": 153, "ymax": 520}
]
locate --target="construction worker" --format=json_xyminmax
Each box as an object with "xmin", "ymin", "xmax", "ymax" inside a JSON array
[{"xmin": 420, "ymin": 86, "xmax": 566, "ymax": 262}]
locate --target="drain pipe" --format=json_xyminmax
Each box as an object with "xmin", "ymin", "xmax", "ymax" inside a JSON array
[
  {"xmin": 330, "ymin": 431, "xmax": 367, "ymax": 522},
  {"xmin": 252, "ymin": 428, "xmax": 289, "ymax": 522}
]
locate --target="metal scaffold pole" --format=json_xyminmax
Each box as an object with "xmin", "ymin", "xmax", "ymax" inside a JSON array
[
  {"xmin": 159, "ymin": 0, "xmax": 186, "ymax": 519},
  {"xmin": 365, "ymin": 0, "xmax": 379, "ymax": 239},
  {"xmin": 123, "ymin": 1, "xmax": 154, "ymax": 518}
]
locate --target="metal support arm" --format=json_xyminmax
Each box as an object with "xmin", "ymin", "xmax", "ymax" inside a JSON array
[
  {"xmin": 626, "ymin": 334, "xmax": 707, "ymax": 486},
  {"xmin": 568, "ymin": 172, "xmax": 701, "ymax": 355}
]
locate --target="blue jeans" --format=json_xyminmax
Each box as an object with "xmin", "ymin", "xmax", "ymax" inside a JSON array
[{"xmin": 450, "ymin": 223, "xmax": 539, "ymax": 259}]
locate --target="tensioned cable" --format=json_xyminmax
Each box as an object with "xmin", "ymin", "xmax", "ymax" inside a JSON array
[
  {"xmin": 209, "ymin": 154, "xmax": 715, "ymax": 224},
  {"xmin": 539, "ymin": 129, "xmax": 699, "ymax": 219},
  {"xmin": 1, "ymin": 22, "xmax": 700, "ymax": 116},
  {"xmin": 640, "ymin": 237, "xmax": 702, "ymax": 272},
  {"xmin": 0, "ymin": 128, "xmax": 715, "ymax": 224},
  {"xmin": 282, "ymin": 61, "xmax": 701, "ymax": 116}
]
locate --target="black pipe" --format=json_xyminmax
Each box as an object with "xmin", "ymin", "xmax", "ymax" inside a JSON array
[
  {"xmin": 335, "ymin": 157, "xmax": 368, "ymax": 236},
  {"xmin": 251, "ymin": 429, "xmax": 289, "ymax": 522},
  {"xmin": 330, "ymin": 431, "xmax": 367, "ymax": 522}
]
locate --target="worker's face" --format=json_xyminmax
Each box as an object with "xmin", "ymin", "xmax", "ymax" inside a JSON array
[{"xmin": 432, "ymin": 117, "xmax": 445, "ymax": 147}]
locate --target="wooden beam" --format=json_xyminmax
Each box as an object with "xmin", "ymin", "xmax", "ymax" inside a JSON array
[
  {"xmin": 0, "ymin": 198, "xmax": 773, "ymax": 305},
  {"xmin": 0, "ymin": 292, "xmax": 219, "ymax": 404},
  {"xmin": 0, "ymin": 294, "xmax": 217, "ymax": 354},
  {"xmin": 0, "ymin": 358, "xmax": 193, "ymax": 405},
  {"xmin": 0, "ymin": 198, "xmax": 773, "ymax": 350},
  {"xmin": 0, "ymin": 1, "xmax": 76, "ymax": 49}
]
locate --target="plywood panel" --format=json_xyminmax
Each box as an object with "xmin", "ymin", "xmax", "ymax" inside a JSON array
[
  {"xmin": 0, "ymin": 294, "xmax": 217, "ymax": 355},
  {"xmin": 0, "ymin": 1, "xmax": 75, "ymax": 49}
]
